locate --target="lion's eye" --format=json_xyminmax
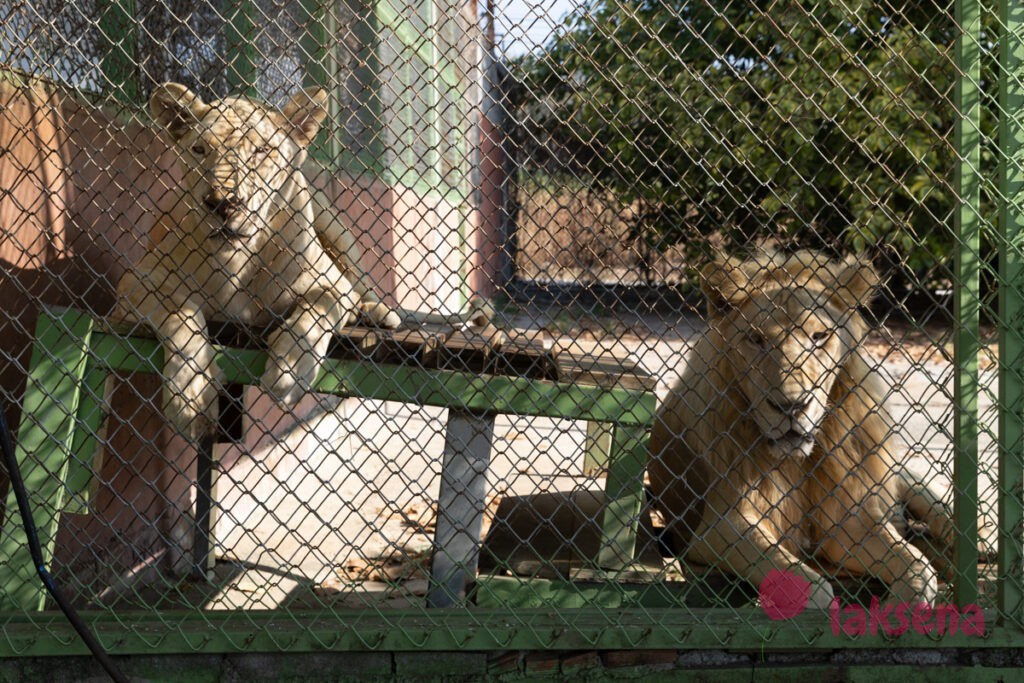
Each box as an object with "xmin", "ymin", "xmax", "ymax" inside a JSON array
[
  {"xmin": 746, "ymin": 332, "xmax": 768, "ymax": 348},
  {"xmin": 191, "ymin": 143, "xmax": 207, "ymax": 156},
  {"xmin": 812, "ymin": 330, "xmax": 832, "ymax": 346},
  {"xmin": 252, "ymin": 145, "xmax": 270, "ymax": 158}
]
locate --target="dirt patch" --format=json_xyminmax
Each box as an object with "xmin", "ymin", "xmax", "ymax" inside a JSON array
[{"xmin": 866, "ymin": 319, "xmax": 997, "ymax": 369}]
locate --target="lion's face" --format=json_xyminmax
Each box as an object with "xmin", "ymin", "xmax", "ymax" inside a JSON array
[
  {"xmin": 703, "ymin": 251, "xmax": 878, "ymax": 460},
  {"xmin": 149, "ymin": 83, "xmax": 327, "ymax": 247},
  {"xmin": 726, "ymin": 288, "xmax": 853, "ymax": 459}
]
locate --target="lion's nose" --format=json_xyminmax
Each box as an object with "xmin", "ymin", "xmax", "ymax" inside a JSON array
[
  {"xmin": 203, "ymin": 192, "xmax": 243, "ymax": 221},
  {"xmin": 767, "ymin": 396, "xmax": 811, "ymax": 416}
]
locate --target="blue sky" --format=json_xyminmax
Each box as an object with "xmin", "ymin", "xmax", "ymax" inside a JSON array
[{"xmin": 494, "ymin": 0, "xmax": 580, "ymax": 56}]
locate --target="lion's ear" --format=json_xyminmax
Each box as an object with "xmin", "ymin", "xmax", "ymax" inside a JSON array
[
  {"xmin": 283, "ymin": 88, "xmax": 328, "ymax": 147},
  {"xmin": 150, "ymin": 83, "xmax": 209, "ymax": 139},
  {"xmin": 833, "ymin": 257, "xmax": 880, "ymax": 309},
  {"xmin": 702, "ymin": 256, "xmax": 752, "ymax": 316}
]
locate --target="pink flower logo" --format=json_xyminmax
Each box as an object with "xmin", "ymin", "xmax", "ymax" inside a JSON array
[{"xmin": 759, "ymin": 569, "xmax": 810, "ymax": 620}]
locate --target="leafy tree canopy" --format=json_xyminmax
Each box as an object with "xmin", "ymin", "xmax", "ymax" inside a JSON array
[{"xmin": 509, "ymin": 1, "xmax": 958, "ymax": 275}]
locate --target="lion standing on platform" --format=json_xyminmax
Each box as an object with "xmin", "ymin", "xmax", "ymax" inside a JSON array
[
  {"xmin": 114, "ymin": 83, "xmax": 395, "ymax": 439},
  {"xmin": 115, "ymin": 83, "xmax": 489, "ymax": 439},
  {"xmin": 647, "ymin": 250, "xmax": 955, "ymax": 607}
]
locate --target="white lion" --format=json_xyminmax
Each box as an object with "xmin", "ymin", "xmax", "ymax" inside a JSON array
[{"xmin": 115, "ymin": 83, "xmax": 487, "ymax": 437}]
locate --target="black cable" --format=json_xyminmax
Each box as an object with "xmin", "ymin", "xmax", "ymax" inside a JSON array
[{"xmin": 0, "ymin": 405, "xmax": 130, "ymax": 683}]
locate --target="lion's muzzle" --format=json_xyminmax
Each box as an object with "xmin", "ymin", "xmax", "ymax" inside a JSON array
[
  {"xmin": 202, "ymin": 191, "xmax": 255, "ymax": 240},
  {"xmin": 755, "ymin": 390, "xmax": 826, "ymax": 459},
  {"xmin": 203, "ymin": 191, "xmax": 244, "ymax": 222},
  {"xmin": 765, "ymin": 430, "xmax": 816, "ymax": 459}
]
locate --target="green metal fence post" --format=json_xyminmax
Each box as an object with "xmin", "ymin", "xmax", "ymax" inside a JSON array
[
  {"xmin": 300, "ymin": 0, "xmax": 384, "ymax": 173},
  {"xmin": 96, "ymin": 0, "xmax": 138, "ymax": 102},
  {"xmin": 955, "ymin": 0, "xmax": 981, "ymax": 609},
  {"xmin": 299, "ymin": 0, "xmax": 340, "ymax": 161},
  {"xmin": 224, "ymin": 1, "xmax": 258, "ymax": 96},
  {"xmin": 999, "ymin": 0, "xmax": 1024, "ymax": 628}
]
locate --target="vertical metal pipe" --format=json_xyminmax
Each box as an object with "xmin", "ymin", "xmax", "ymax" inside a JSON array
[
  {"xmin": 225, "ymin": 1, "xmax": 258, "ymax": 95},
  {"xmin": 955, "ymin": 0, "xmax": 981, "ymax": 608},
  {"xmin": 192, "ymin": 435, "xmax": 215, "ymax": 580},
  {"xmin": 998, "ymin": 0, "xmax": 1024, "ymax": 627},
  {"xmin": 299, "ymin": 0, "xmax": 331, "ymax": 162},
  {"xmin": 97, "ymin": 0, "xmax": 138, "ymax": 101}
]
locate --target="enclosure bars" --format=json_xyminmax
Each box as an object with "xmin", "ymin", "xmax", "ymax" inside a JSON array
[
  {"xmin": 224, "ymin": 1, "xmax": 258, "ymax": 96},
  {"xmin": 96, "ymin": 0, "xmax": 138, "ymax": 102},
  {"xmin": 955, "ymin": 0, "xmax": 981, "ymax": 608},
  {"xmin": 999, "ymin": 0, "xmax": 1024, "ymax": 629}
]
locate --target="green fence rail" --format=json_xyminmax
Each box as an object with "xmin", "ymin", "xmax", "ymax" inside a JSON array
[{"xmin": 0, "ymin": 0, "xmax": 1023, "ymax": 668}]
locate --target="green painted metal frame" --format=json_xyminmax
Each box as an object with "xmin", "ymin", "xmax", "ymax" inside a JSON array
[
  {"xmin": 955, "ymin": 0, "xmax": 981, "ymax": 608},
  {"xmin": 224, "ymin": 1, "xmax": 259, "ymax": 96},
  {"xmin": 301, "ymin": 0, "xmax": 388, "ymax": 175},
  {"xmin": 998, "ymin": 0, "xmax": 1024, "ymax": 630},
  {"xmin": 0, "ymin": 310, "xmax": 100, "ymax": 612},
  {"xmin": 0, "ymin": 307, "xmax": 655, "ymax": 638},
  {"xmin": 1, "ymin": 0, "xmax": 1021, "ymax": 659},
  {"xmin": 96, "ymin": 0, "xmax": 138, "ymax": 102},
  {"xmin": 0, "ymin": 608, "xmax": 1016, "ymax": 656}
]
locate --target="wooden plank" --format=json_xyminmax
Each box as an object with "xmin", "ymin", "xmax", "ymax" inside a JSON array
[
  {"xmin": 383, "ymin": 329, "xmax": 447, "ymax": 367},
  {"xmin": 0, "ymin": 307, "xmax": 95, "ymax": 611},
  {"xmin": 206, "ymin": 320, "xmax": 269, "ymax": 350},
  {"xmin": 437, "ymin": 326, "xmax": 506, "ymax": 374},
  {"xmin": 327, "ymin": 326, "xmax": 382, "ymax": 361},
  {"xmin": 427, "ymin": 410, "xmax": 495, "ymax": 608},
  {"xmin": 556, "ymin": 351, "xmax": 657, "ymax": 392},
  {"xmin": 492, "ymin": 335, "xmax": 559, "ymax": 380},
  {"xmin": 332, "ymin": 328, "xmax": 449, "ymax": 367},
  {"xmin": 104, "ymin": 317, "xmax": 650, "ymax": 388}
]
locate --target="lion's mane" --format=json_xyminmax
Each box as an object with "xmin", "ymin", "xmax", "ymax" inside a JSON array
[{"xmin": 648, "ymin": 250, "xmax": 897, "ymax": 560}]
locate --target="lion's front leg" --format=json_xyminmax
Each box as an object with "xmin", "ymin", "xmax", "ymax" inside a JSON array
[
  {"xmin": 358, "ymin": 297, "xmax": 402, "ymax": 329},
  {"xmin": 262, "ymin": 294, "xmax": 353, "ymax": 407},
  {"xmin": 688, "ymin": 510, "xmax": 836, "ymax": 610},
  {"xmin": 117, "ymin": 272, "xmax": 220, "ymax": 439},
  {"xmin": 897, "ymin": 469, "xmax": 956, "ymax": 581},
  {"xmin": 310, "ymin": 187, "xmax": 401, "ymax": 329},
  {"xmin": 160, "ymin": 308, "xmax": 221, "ymax": 440},
  {"xmin": 819, "ymin": 508, "xmax": 939, "ymax": 605}
]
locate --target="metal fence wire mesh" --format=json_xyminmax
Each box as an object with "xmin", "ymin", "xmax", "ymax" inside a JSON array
[{"xmin": 0, "ymin": 0, "xmax": 1020, "ymax": 657}]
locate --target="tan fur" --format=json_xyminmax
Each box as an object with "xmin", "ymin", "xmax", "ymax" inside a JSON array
[
  {"xmin": 114, "ymin": 83, "xmax": 487, "ymax": 438},
  {"xmin": 648, "ymin": 250, "xmax": 953, "ymax": 607}
]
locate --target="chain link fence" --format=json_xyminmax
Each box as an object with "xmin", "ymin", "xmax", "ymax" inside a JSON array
[{"xmin": 0, "ymin": 0, "xmax": 1019, "ymax": 665}]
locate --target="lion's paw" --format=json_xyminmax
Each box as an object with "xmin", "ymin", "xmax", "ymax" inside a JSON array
[
  {"xmin": 466, "ymin": 297, "xmax": 494, "ymax": 327},
  {"xmin": 165, "ymin": 371, "xmax": 219, "ymax": 439},
  {"xmin": 261, "ymin": 365, "xmax": 308, "ymax": 408},
  {"xmin": 360, "ymin": 301, "xmax": 401, "ymax": 329},
  {"xmin": 807, "ymin": 578, "xmax": 836, "ymax": 610},
  {"xmin": 889, "ymin": 563, "xmax": 939, "ymax": 605}
]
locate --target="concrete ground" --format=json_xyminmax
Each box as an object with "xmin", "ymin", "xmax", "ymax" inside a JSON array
[{"xmin": 157, "ymin": 307, "xmax": 992, "ymax": 611}]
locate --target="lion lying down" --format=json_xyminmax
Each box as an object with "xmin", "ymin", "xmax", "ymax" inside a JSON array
[
  {"xmin": 648, "ymin": 250, "xmax": 954, "ymax": 608},
  {"xmin": 115, "ymin": 83, "xmax": 488, "ymax": 438}
]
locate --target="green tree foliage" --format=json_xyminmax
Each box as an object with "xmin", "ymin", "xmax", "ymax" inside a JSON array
[{"xmin": 509, "ymin": 1, "xmax": 958, "ymax": 276}]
